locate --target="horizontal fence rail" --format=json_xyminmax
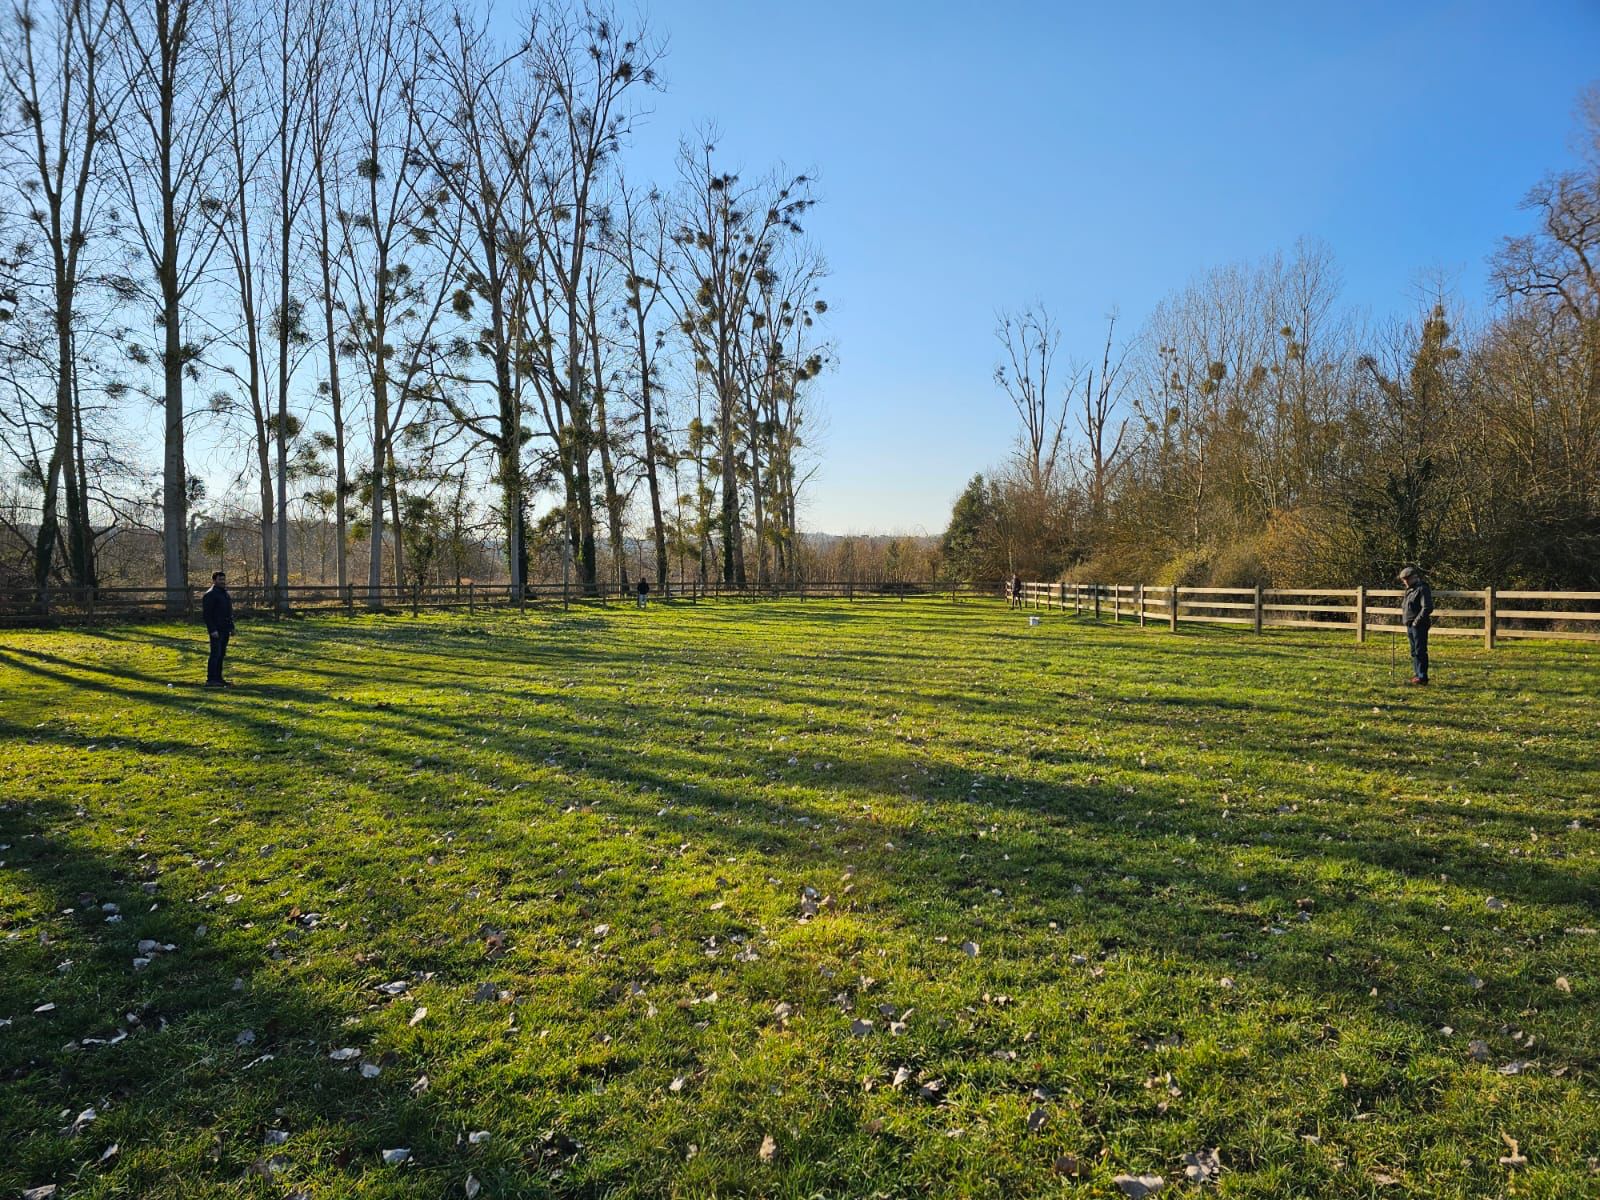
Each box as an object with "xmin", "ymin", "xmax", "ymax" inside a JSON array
[
  {"xmin": 1015, "ymin": 582, "xmax": 1600, "ymax": 646},
  {"xmin": 0, "ymin": 578, "xmax": 997, "ymax": 625}
]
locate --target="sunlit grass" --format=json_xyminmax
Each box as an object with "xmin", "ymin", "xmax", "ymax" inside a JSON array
[{"xmin": 2, "ymin": 601, "xmax": 1597, "ymax": 1198}]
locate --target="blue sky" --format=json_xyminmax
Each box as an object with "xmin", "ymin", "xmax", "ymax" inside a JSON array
[{"xmin": 605, "ymin": 0, "xmax": 1600, "ymax": 534}]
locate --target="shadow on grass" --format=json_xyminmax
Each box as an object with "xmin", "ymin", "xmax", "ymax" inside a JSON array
[
  {"xmin": 0, "ymin": 794, "xmax": 589, "ymax": 1199},
  {"xmin": 4, "ymin": 607, "xmax": 1598, "ymax": 1196}
]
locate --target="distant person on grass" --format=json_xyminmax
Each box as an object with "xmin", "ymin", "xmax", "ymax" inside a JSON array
[
  {"xmin": 1009, "ymin": 572, "xmax": 1022, "ymax": 609},
  {"xmin": 636, "ymin": 575, "xmax": 650, "ymax": 609},
  {"xmin": 1399, "ymin": 564, "xmax": 1434, "ymax": 685},
  {"xmin": 202, "ymin": 571, "xmax": 235, "ymax": 688}
]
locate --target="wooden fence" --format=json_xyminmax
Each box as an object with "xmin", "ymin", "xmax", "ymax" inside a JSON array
[
  {"xmin": 1016, "ymin": 582, "xmax": 1600, "ymax": 646},
  {"xmin": 0, "ymin": 578, "xmax": 992, "ymax": 624}
]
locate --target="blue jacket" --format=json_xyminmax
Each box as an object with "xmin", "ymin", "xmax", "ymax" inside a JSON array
[{"xmin": 202, "ymin": 585, "xmax": 235, "ymax": 635}]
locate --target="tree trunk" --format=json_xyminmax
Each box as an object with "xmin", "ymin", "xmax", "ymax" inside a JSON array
[
  {"xmin": 158, "ymin": 0, "xmax": 187, "ymax": 613},
  {"xmin": 367, "ymin": 377, "xmax": 386, "ymax": 607},
  {"xmin": 254, "ymin": 409, "xmax": 273, "ymax": 589},
  {"xmin": 586, "ymin": 289, "xmax": 626, "ymax": 592},
  {"xmin": 387, "ymin": 440, "xmax": 404, "ymax": 589},
  {"xmin": 718, "ymin": 385, "xmax": 744, "ymax": 586},
  {"xmin": 745, "ymin": 399, "xmax": 766, "ymax": 587},
  {"xmin": 162, "ymin": 262, "xmax": 187, "ymax": 611},
  {"xmin": 70, "ymin": 350, "xmax": 94, "ymax": 586},
  {"xmin": 274, "ymin": 151, "xmax": 292, "ymax": 611},
  {"xmin": 633, "ymin": 314, "xmax": 668, "ymax": 593}
]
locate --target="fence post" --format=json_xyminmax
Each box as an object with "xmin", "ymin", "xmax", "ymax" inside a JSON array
[
  {"xmin": 1169, "ymin": 584, "xmax": 1179, "ymax": 632},
  {"xmin": 1355, "ymin": 585, "xmax": 1366, "ymax": 643},
  {"xmin": 1253, "ymin": 585, "xmax": 1263, "ymax": 635},
  {"xmin": 468, "ymin": 582, "xmax": 475, "ymax": 614},
  {"xmin": 1138, "ymin": 583, "xmax": 1145, "ymax": 627},
  {"xmin": 1113, "ymin": 586, "xmax": 1120, "ymax": 623},
  {"xmin": 1093, "ymin": 585, "xmax": 1101, "ymax": 621},
  {"xmin": 1484, "ymin": 586, "xmax": 1496, "ymax": 650}
]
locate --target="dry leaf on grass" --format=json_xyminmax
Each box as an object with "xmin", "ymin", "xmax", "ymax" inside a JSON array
[
  {"xmin": 1183, "ymin": 1147, "xmax": 1221, "ymax": 1183},
  {"xmin": 1499, "ymin": 1134, "xmax": 1528, "ymax": 1169},
  {"xmin": 1114, "ymin": 1174, "xmax": 1165, "ymax": 1198}
]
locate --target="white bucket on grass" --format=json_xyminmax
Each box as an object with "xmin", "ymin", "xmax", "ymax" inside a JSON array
[{"xmin": 1028, "ymin": 615, "xmax": 1041, "ymax": 627}]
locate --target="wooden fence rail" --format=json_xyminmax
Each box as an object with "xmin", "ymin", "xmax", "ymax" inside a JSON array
[
  {"xmin": 0, "ymin": 578, "xmax": 995, "ymax": 624},
  {"xmin": 1017, "ymin": 582, "xmax": 1600, "ymax": 646}
]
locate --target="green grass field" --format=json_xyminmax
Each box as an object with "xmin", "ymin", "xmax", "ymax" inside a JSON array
[{"xmin": 2, "ymin": 601, "xmax": 1598, "ymax": 1199}]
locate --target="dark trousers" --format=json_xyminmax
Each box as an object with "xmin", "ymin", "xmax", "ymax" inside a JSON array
[
  {"xmin": 207, "ymin": 631, "xmax": 230, "ymax": 684},
  {"xmin": 1407, "ymin": 624, "xmax": 1429, "ymax": 681}
]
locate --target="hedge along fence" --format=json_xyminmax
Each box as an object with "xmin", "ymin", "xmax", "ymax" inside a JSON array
[{"xmin": 1017, "ymin": 582, "xmax": 1600, "ymax": 647}]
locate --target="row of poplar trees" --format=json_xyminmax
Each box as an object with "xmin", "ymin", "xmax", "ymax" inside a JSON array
[
  {"xmin": 0, "ymin": 0, "xmax": 829, "ymax": 608},
  {"xmin": 948, "ymin": 89, "xmax": 1600, "ymax": 590}
]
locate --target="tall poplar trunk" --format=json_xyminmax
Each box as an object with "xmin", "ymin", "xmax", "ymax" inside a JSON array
[
  {"xmin": 630, "ymin": 300, "xmax": 668, "ymax": 592},
  {"xmin": 586, "ymin": 280, "xmax": 625, "ymax": 591},
  {"xmin": 273, "ymin": 34, "xmax": 292, "ymax": 612},
  {"xmin": 718, "ymin": 386, "xmax": 744, "ymax": 586}
]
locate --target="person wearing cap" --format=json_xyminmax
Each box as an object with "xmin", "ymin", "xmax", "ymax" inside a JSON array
[{"xmin": 1398, "ymin": 565, "xmax": 1434, "ymax": 684}]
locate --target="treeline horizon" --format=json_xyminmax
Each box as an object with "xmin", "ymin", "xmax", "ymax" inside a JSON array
[
  {"xmin": 0, "ymin": 0, "xmax": 830, "ymax": 608},
  {"xmin": 24, "ymin": 513, "xmax": 943, "ymax": 595},
  {"xmin": 944, "ymin": 88, "xmax": 1600, "ymax": 591}
]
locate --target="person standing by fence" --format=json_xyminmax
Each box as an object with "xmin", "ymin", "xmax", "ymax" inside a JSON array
[
  {"xmin": 636, "ymin": 575, "xmax": 651, "ymax": 609},
  {"xmin": 1399, "ymin": 565, "xmax": 1434, "ymax": 685},
  {"xmin": 1009, "ymin": 572, "xmax": 1022, "ymax": 609},
  {"xmin": 202, "ymin": 571, "xmax": 236, "ymax": 688}
]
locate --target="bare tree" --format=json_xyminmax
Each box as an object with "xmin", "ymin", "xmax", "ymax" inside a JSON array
[
  {"xmin": 665, "ymin": 134, "xmax": 813, "ymax": 586},
  {"xmin": 525, "ymin": 1, "xmax": 660, "ymax": 594},
  {"xmin": 335, "ymin": 0, "xmax": 460, "ymax": 606},
  {"xmin": 265, "ymin": 0, "xmax": 328, "ymax": 607},
  {"xmin": 582, "ymin": 261, "xmax": 629, "ymax": 590},
  {"xmin": 1076, "ymin": 315, "xmax": 1127, "ymax": 521},
  {"xmin": 994, "ymin": 305, "xmax": 1068, "ymax": 496},
  {"xmin": 110, "ymin": 0, "xmax": 227, "ymax": 610},
  {"xmin": 610, "ymin": 180, "xmax": 670, "ymax": 590},
  {"xmin": 204, "ymin": 0, "xmax": 274, "ymax": 592},
  {"xmin": 411, "ymin": 6, "xmax": 544, "ymax": 598},
  {"xmin": 2, "ymin": 0, "xmax": 122, "ymax": 600},
  {"xmin": 304, "ymin": 0, "xmax": 349, "ymax": 597}
]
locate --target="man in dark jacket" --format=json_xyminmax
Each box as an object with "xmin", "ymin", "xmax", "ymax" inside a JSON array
[
  {"xmin": 1398, "ymin": 564, "xmax": 1434, "ymax": 684},
  {"xmin": 636, "ymin": 575, "xmax": 650, "ymax": 609},
  {"xmin": 202, "ymin": 571, "xmax": 235, "ymax": 688}
]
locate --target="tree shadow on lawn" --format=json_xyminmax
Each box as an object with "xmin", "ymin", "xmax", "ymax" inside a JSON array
[
  {"xmin": 0, "ymin": 796, "xmax": 596, "ymax": 1200},
  {"xmin": 35, "ymin": 619, "xmax": 1582, "ymax": 969},
  {"xmin": 229, "ymin": 642, "xmax": 1595, "ymax": 1068},
  {"xmin": 6, "ymin": 620, "xmax": 1600, "ymax": 1195},
  {"xmin": 514, "ymin": 723, "xmax": 1599, "ymax": 1037}
]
